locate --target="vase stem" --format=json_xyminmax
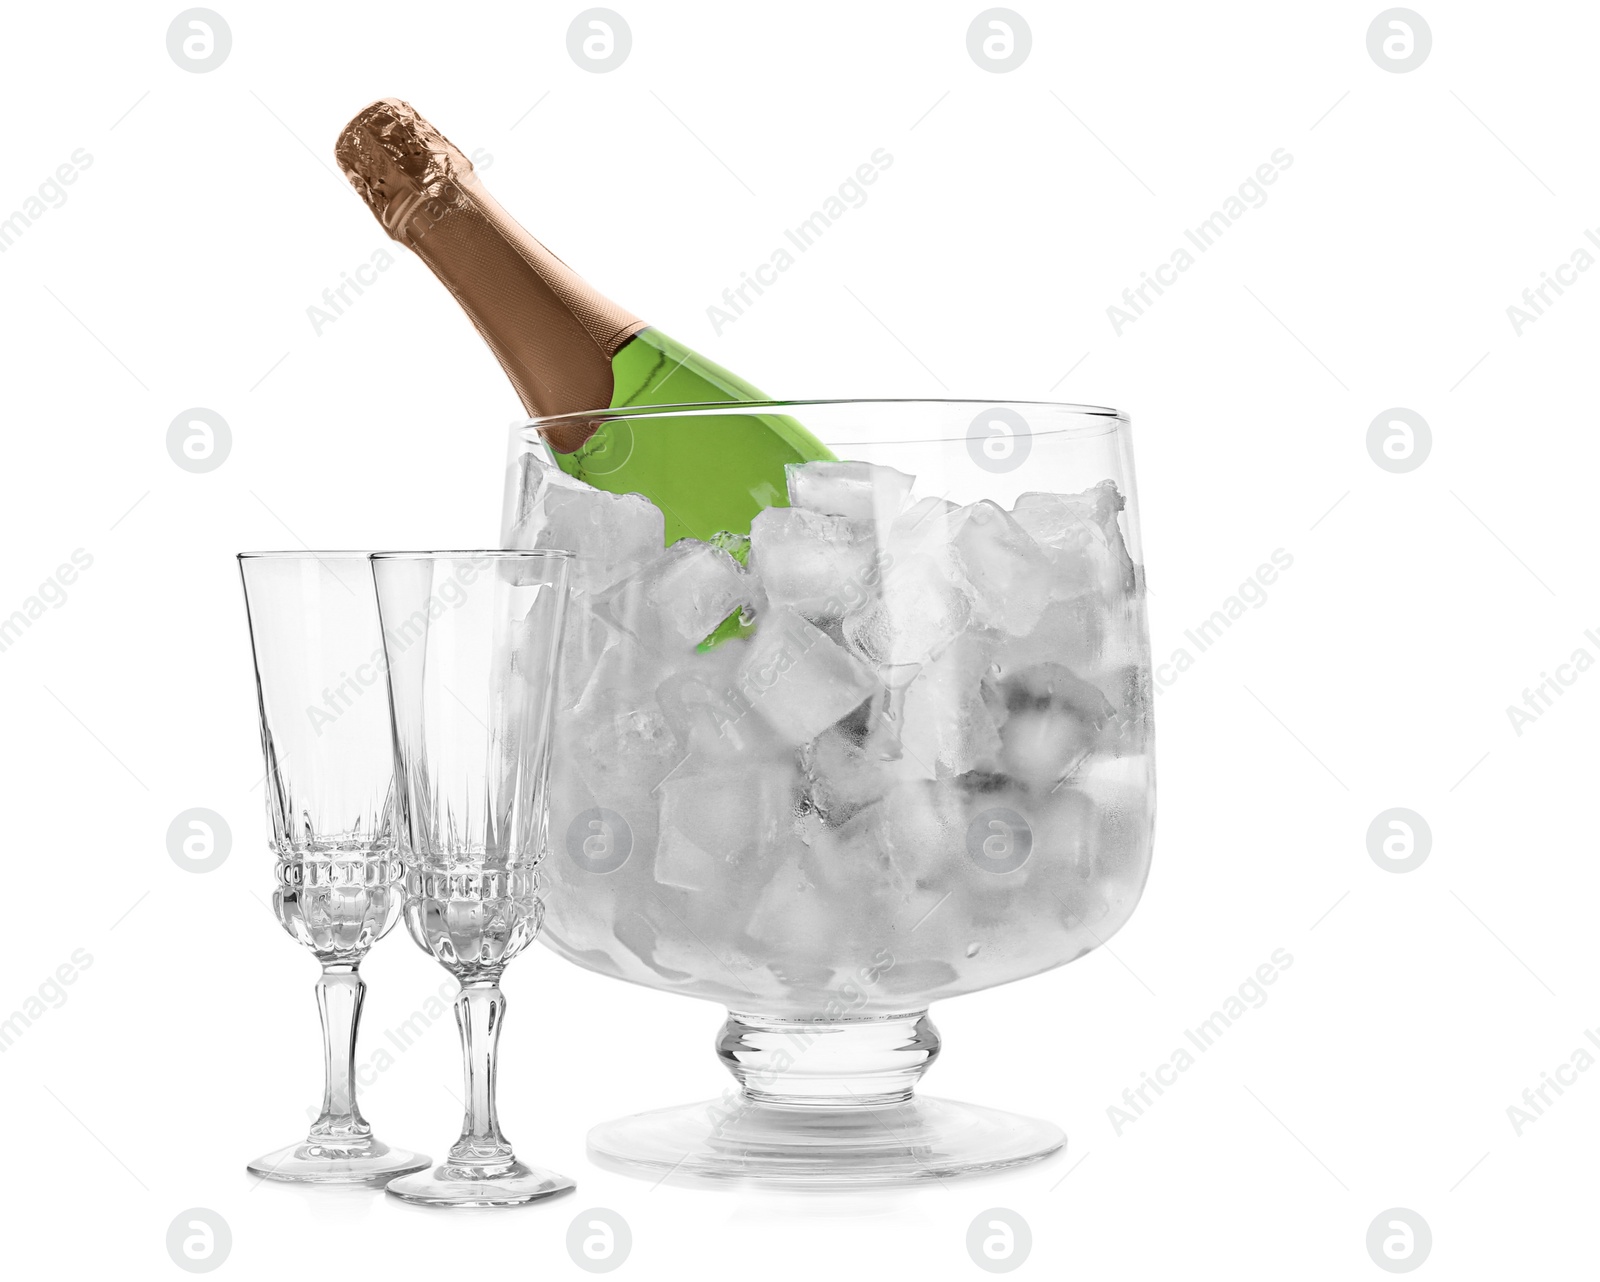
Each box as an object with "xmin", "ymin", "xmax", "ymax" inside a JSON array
[{"xmin": 718, "ymin": 1011, "xmax": 940, "ymax": 1107}]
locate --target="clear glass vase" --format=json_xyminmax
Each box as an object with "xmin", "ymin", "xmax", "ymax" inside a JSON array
[{"xmin": 503, "ymin": 400, "xmax": 1155, "ymax": 1187}]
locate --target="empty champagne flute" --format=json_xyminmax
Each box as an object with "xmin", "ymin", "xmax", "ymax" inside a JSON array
[
  {"xmin": 237, "ymin": 552, "xmax": 429, "ymax": 1184},
  {"xmin": 371, "ymin": 551, "xmax": 573, "ymax": 1207}
]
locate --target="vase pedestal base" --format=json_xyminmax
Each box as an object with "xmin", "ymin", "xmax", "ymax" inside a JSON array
[
  {"xmin": 587, "ymin": 1011, "xmax": 1063, "ymax": 1189},
  {"xmin": 588, "ymin": 1093, "xmax": 1064, "ymax": 1190}
]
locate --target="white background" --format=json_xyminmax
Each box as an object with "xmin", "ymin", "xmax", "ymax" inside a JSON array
[{"xmin": 0, "ymin": 0, "xmax": 1594, "ymax": 1276}]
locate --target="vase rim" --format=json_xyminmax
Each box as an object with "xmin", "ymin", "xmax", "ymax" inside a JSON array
[{"xmin": 517, "ymin": 397, "xmax": 1128, "ymax": 438}]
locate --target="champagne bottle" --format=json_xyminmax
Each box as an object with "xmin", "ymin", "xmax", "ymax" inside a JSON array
[{"xmin": 334, "ymin": 99, "xmax": 833, "ymax": 544}]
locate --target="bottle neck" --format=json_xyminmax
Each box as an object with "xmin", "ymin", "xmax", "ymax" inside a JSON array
[
  {"xmin": 335, "ymin": 99, "xmax": 646, "ymax": 430},
  {"xmin": 402, "ymin": 178, "xmax": 646, "ymax": 425}
]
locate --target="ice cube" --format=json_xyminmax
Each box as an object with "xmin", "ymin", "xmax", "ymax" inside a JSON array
[
  {"xmin": 661, "ymin": 769, "xmax": 786, "ymax": 861},
  {"xmin": 884, "ymin": 499, "xmax": 966, "ymax": 598},
  {"xmin": 743, "ymin": 851, "xmax": 843, "ymax": 960},
  {"xmin": 577, "ymin": 703, "xmax": 683, "ymax": 799},
  {"xmin": 871, "ymin": 779, "xmax": 968, "ymax": 889},
  {"xmin": 841, "ymin": 556, "xmax": 972, "ymax": 667},
  {"xmin": 951, "ymin": 500, "xmax": 1052, "ymax": 637},
  {"xmin": 1011, "ymin": 480, "xmax": 1137, "ymax": 599},
  {"xmin": 1010, "ymin": 479, "xmax": 1124, "ymax": 549},
  {"xmin": 1002, "ymin": 661, "xmax": 1117, "ymax": 722},
  {"xmin": 503, "ymin": 450, "xmax": 548, "ymax": 544},
  {"xmin": 789, "ymin": 800, "xmax": 956, "ymax": 947},
  {"xmin": 878, "ymin": 661, "xmax": 924, "ymax": 689},
  {"xmin": 565, "ymin": 611, "xmax": 669, "ymax": 715},
  {"xmin": 1073, "ymin": 755, "xmax": 1156, "ymax": 884},
  {"xmin": 597, "ymin": 538, "xmax": 751, "ymax": 649},
  {"xmin": 749, "ymin": 506, "xmax": 882, "ymax": 621},
  {"xmin": 553, "ymin": 691, "xmax": 678, "ymax": 868},
  {"xmin": 801, "ymin": 720, "xmax": 895, "ymax": 824},
  {"xmin": 995, "ymin": 662, "xmax": 1116, "ymax": 790},
  {"xmin": 999, "ymin": 708, "xmax": 1098, "ymax": 791},
  {"xmin": 888, "ymin": 496, "xmax": 961, "ymax": 557},
  {"xmin": 654, "ymin": 768, "xmax": 796, "ymax": 891},
  {"xmin": 786, "ymin": 460, "xmax": 916, "ymax": 524},
  {"xmin": 1092, "ymin": 660, "xmax": 1155, "ymax": 756},
  {"xmin": 709, "ymin": 530, "xmax": 751, "ymax": 565},
  {"xmin": 804, "ymin": 804, "xmax": 899, "ymax": 891},
  {"xmin": 611, "ymin": 900, "xmax": 695, "ymax": 982},
  {"xmin": 1025, "ymin": 787, "xmax": 1096, "ymax": 875},
  {"xmin": 654, "ymin": 641, "xmax": 793, "ymax": 767},
  {"xmin": 652, "ymin": 827, "xmax": 719, "ymax": 892},
  {"xmin": 736, "ymin": 608, "xmax": 878, "ymax": 746},
  {"xmin": 507, "ymin": 454, "xmax": 664, "ymax": 595},
  {"xmin": 897, "ymin": 633, "xmax": 1003, "ymax": 778},
  {"xmin": 554, "ymin": 602, "xmax": 617, "ymax": 712},
  {"xmin": 654, "ymin": 540, "xmax": 752, "ymax": 641},
  {"xmin": 1016, "ymin": 786, "xmax": 1111, "ymax": 927},
  {"xmin": 993, "ymin": 596, "xmax": 1106, "ymax": 676}
]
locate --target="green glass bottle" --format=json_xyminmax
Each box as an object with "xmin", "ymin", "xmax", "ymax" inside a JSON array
[
  {"xmin": 563, "ymin": 329, "xmax": 833, "ymax": 543},
  {"xmin": 335, "ymin": 99, "xmax": 833, "ymax": 545}
]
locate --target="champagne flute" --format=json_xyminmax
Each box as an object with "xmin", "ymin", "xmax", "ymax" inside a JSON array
[
  {"xmin": 371, "ymin": 551, "xmax": 573, "ymax": 1207},
  {"xmin": 237, "ymin": 552, "xmax": 429, "ymax": 1184}
]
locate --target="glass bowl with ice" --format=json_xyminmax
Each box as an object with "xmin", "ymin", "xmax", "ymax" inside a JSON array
[{"xmin": 503, "ymin": 400, "xmax": 1154, "ymax": 1187}]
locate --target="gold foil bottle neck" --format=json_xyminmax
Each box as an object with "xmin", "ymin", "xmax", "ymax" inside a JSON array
[
  {"xmin": 334, "ymin": 98, "xmax": 645, "ymax": 443},
  {"xmin": 334, "ymin": 98, "xmax": 476, "ymax": 244}
]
